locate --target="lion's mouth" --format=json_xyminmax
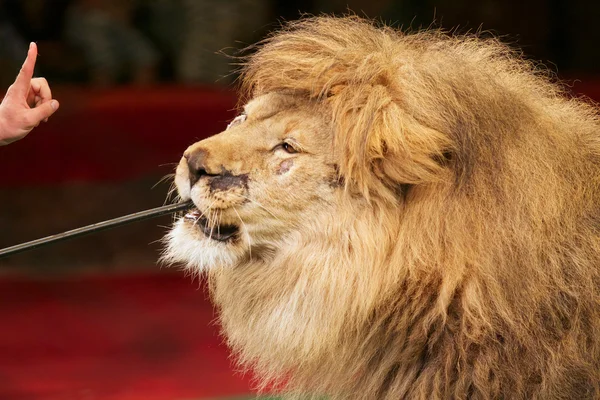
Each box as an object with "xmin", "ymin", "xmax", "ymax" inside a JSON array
[{"xmin": 184, "ymin": 209, "xmax": 239, "ymax": 242}]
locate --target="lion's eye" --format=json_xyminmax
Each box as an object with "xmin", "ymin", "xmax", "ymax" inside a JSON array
[
  {"xmin": 227, "ymin": 114, "xmax": 247, "ymax": 130},
  {"xmin": 282, "ymin": 142, "xmax": 298, "ymax": 154}
]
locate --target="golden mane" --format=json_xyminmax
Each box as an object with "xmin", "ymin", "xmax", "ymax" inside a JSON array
[{"xmin": 186, "ymin": 16, "xmax": 600, "ymax": 399}]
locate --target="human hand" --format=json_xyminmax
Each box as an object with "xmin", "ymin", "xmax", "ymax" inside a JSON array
[{"xmin": 0, "ymin": 42, "xmax": 59, "ymax": 146}]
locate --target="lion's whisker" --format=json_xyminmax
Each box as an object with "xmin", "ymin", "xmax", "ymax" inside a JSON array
[
  {"xmin": 165, "ymin": 183, "xmax": 179, "ymax": 205},
  {"xmin": 241, "ymin": 195, "xmax": 282, "ymax": 223},
  {"xmin": 153, "ymin": 173, "xmax": 175, "ymax": 190},
  {"xmin": 202, "ymin": 200, "xmax": 219, "ymax": 236},
  {"xmin": 208, "ymin": 208, "xmax": 216, "ymax": 240},
  {"xmin": 217, "ymin": 209, "xmax": 222, "ymax": 238}
]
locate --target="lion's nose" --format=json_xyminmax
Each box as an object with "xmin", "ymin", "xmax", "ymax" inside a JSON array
[{"xmin": 184, "ymin": 148, "xmax": 211, "ymax": 186}]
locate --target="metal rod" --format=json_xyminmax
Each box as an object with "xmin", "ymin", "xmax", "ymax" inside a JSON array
[{"xmin": 0, "ymin": 201, "xmax": 194, "ymax": 259}]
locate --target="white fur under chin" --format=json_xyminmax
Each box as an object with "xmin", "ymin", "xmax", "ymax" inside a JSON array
[{"xmin": 161, "ymin": 218, "xmax": 241, "ymax": 272}]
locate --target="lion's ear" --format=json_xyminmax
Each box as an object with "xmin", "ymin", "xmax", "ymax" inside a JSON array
[{"xmin": 329, "ymin": 84, "xmax": 452, "ymax": 201}]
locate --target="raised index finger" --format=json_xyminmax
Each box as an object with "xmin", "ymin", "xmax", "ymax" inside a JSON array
[{"xmin": 11, "ymin": 42, "xmax": 37, "ymax": 98}]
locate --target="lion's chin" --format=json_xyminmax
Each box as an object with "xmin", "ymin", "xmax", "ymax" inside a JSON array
[{"xmin": 161, "ymin": 217, "xmax": 243, "ymax": 272}]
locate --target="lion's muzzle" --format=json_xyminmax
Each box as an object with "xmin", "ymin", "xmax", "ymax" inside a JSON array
[
  {"xmin": 184, "ymin": 147, "xmax": 248, "ymax": 192},
  {"xmin": 173, "ymin": 143, "xmax": 250, "ymax": 245}
]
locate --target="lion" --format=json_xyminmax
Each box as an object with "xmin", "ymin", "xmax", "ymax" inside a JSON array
[{"xmin": 163, "ymin": 16, "xmax": 600, "ymax": 399}]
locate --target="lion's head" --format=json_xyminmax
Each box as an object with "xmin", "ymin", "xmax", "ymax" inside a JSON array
[
  {"xmin": 164, "ymin": 16, "xmax": 600, "ymax": 399},
  {"xmin": 165, "ymin": 92, "xmax": 338, "ymax": 271}
]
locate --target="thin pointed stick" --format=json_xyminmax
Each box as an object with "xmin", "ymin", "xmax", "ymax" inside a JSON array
[{"xmin": 0, "ymin": 201, "xmax": 194, "ymax": 259}]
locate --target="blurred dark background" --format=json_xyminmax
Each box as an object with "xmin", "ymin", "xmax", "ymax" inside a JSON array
[{"xmin": 0, "ymin": 1, "xmax": 599, "ymax": 399}]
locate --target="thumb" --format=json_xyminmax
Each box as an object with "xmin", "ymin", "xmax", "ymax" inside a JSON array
[{"xmin": 28, "ymin": 100, "xmax": 59, "ymax": 124}]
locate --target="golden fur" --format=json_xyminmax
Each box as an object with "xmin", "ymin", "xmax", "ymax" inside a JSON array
[{"xmin": 164, "ymin": 16, "xmax": 600, "ymax": 399}]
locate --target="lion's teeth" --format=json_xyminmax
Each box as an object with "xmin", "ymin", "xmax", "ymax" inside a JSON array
[{"xmin": 184, "ymin": 209, "xmax": 201, "ymax": 220}]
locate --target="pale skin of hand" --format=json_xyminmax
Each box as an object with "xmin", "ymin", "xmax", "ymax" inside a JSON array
[{"xmin": 0, "ymin": 42, "xmax": 59, "ymax": 146}]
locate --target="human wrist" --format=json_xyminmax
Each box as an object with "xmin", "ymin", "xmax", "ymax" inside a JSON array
[{"xmin": 0, "ymin": 105, "xmax": 17, "ymax": 146}]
